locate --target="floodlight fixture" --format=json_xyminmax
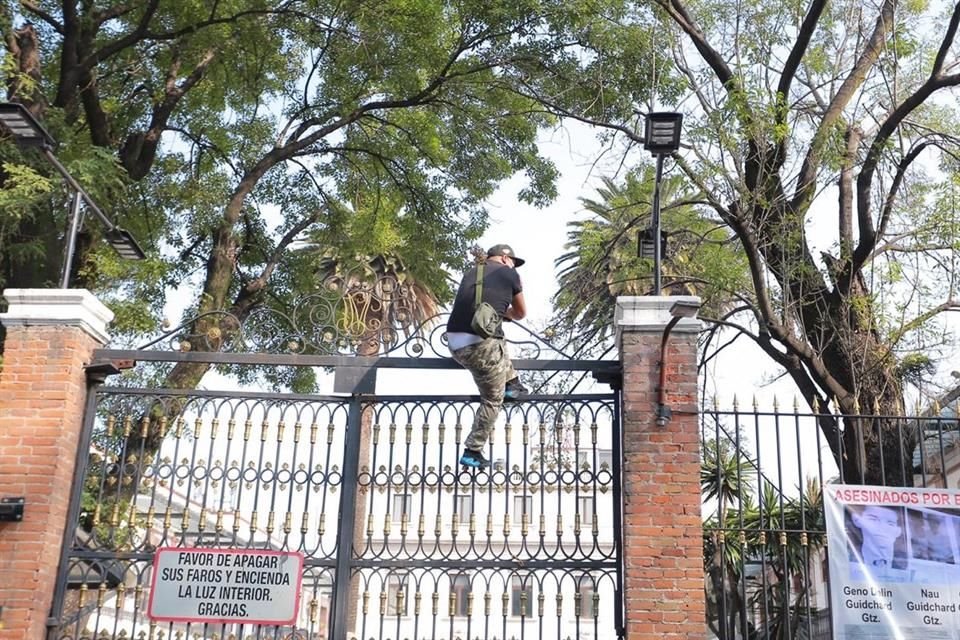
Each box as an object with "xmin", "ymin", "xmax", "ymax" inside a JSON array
[
  {"xmin": 638, "ymin": 112, "xmax": 684, "ymax": 294},
  {"xmin": 105, "ymin": 228, "xmax": 146, "ymax": 261},
  {"xmin": 643, "ymin": 112, "xmax": 683, "ymax": 155},
  {"xmin": 0, "ymin": 102, "xmax": 56, "ymax": 149},
  {"xmin": 0, "ymin": 102, "xmax": 145, "ymax": 286},
  {"xmin": 637, "ymin": 227, "xmax": 667, "ymax": 260}
]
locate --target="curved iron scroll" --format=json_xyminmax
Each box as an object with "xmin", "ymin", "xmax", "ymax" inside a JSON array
[{"xmin": 136, "ymin": 288, "xmax": 572, "ymax": 359}]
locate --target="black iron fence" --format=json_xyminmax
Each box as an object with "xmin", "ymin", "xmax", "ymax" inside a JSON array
[
  {"xmin": 47, "ymin": 353, "xmax": 623, "ymax": 640},
  {"xmin": 701, "ymin": 401, "xmax": 960, "ymax": 640}
]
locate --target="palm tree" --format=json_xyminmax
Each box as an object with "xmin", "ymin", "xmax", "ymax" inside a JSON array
[
  {"xmin": 702, "ymin": 431, "xmax": 827, "ymax": 640},
  {"xmin": 552, "ymin": 165, "xmax": 747, "ymax": 353},
  {"xmin": 312, "ymin": 252, "xmax": 441, "ymax": 356},
  {"xmin": 308, "ymin": 248, "xmax": 444, "ymax": 636},
  {"xmin": 702, "ymin": 436, "xmax": 757, "ymax": 640}
]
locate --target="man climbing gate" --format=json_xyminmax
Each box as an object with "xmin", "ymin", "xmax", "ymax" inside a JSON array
[{"xmin": 445, "ymin": 244, "xmax": 529, "ymax": 468}]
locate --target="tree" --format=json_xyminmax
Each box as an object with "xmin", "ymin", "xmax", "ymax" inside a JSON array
[
  {"xmin": 2, "ymin": 0, "xmax": 575, "ymax": 364},
  {"xmin": 308, "ymin": 247, "xmax": 443, "ymax": 636},
  {"xmin": 551, "ymin": 165, "xmax": 748, "ymax": 347},
  {"xmin": 540, "ymin": 0, "xmax": 960, "ymax": 485}
]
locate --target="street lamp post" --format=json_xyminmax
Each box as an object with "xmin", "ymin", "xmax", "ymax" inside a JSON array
[
  {"xmin": 0, "ymin": 102, "xmax": 145, "ymax": 287},
  {"xmin": 639, "ymin": 112, "xmax": 683, "ymax": 295}
]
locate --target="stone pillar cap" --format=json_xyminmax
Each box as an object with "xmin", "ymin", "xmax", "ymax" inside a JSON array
[
  {"xmin": 615, "ymin": 295, "xmax": 702, "ymax": 340},
  {"xmin": 1, "ymin": 288, "xmax": 114, "ymax": 344}
]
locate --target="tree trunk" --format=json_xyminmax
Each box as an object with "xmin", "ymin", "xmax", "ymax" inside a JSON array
[
  {"xmin": 6, "ymin": 24, "xmax": 46, "ymax": 108},
  {"xmin": 830, "ymin": 320, "xmax": 911, "ymax": 486}
]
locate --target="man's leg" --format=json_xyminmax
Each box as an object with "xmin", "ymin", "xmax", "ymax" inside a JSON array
[
  {"xmin": 502, "ymin": 341, "xmax": 519, "ymax": 383},
  {"xmin": 501, "ymin": 342, "xmax": 528, "ymax": 399},
  {"xmin": 451, "ymin": 339, "xmax": 511, "ymax": 452}
]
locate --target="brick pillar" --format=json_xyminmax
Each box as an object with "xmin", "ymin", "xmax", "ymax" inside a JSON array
[
  {"xmin": 615, "ymin": 296, "xmax": 704, "ymax": 640},
  {"xmin": 0, "ymin": 289, "xmax": 113, "ymax": 640}
]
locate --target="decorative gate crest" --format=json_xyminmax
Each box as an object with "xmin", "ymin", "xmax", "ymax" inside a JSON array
[{"xmin": 137, "ymin": 270, "xmax": 566, "ymax": 360}]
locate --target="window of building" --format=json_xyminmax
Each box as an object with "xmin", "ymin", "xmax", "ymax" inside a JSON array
[
  {"xmin": 392, "ymin": 494, "xmax": 411, "ymax": 523},
  {"xmin": 513, "ymin": 495, "xmax": 532, "ymax": 517},
  {"xmin": 578, "ymin": 576, "xmax": 597, "ymax": 618},
  {"xmin": 578, "ymin": 496, "xmax": 595, "ymax": 526},
  {"xmin": 386, "ymin": 574, "xmax": 408, "ymax": 616},
  {"xmin": 455, "ymin": 495, "xmax": 473, "ymax": 521},
  {"xmin": 511, "ymin": 575, "xmax": 534, "ymax": 617},
  {"xmin": 577, "ymin": 448, "xmax": 613, "ymax": 470},
  {"xmin": 451, "ymin": 573, "xmax": 471, "ymax": 617}
]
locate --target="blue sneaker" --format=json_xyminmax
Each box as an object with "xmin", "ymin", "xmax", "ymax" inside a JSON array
[
  {"xmin": 504, "ymin": 377, "xmax": 528, "ymax": 401},
  {"xmin": 459, "ymin": 449, "xmax": 490, "ymax": 468}
]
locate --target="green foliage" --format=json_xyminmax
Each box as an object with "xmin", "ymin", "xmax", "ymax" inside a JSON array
[
  {"xmin": 0, "ymin": 159, "xmax": 54, "ymax": 286},
  {"xmin": 0, "ymin": 162, "xmax": 52, "ymax": 213},
  {"xmin": 551, "ymin": 164, "xmax": 749, "ymax": 353},
  {"xmin": 3, "ymin": 0, "xmax": 584, "ymax": 370},
  {"xmin": 702, "ymin": 435, "xmax": 826, "ymax": 640}
]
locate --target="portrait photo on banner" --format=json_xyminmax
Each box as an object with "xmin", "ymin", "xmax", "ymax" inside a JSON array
[{"xmin": 844, "ymin": 503, "xmax": 960, "ymax": 584}]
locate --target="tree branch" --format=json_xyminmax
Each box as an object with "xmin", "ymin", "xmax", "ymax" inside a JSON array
[
  {"xmin": 120, "ymin": 49, "xmax": 216, "ymax": 179},
  {"xmin": 244, "ymin": 211, "xmax": 322, "ymax": 299},
  {"xmin": 792, "ymin": 0, "xmax": 895, "ymax": 211},
  {"xmin": 837, "ymin": 126, "xmax": 861, "ymax": 262},
  {"xmin": 853, "ymin": 3, "xmax": 960, "ymax": 276},
  {"xmin": 20, "ymin": 0, "xmax": 64, "ymax": 32},
  {"xmin": 653, "ymin": 0, "xmax": 736, "ymax": 91},
  {"xmin": 83, "ymin": 0, "xmax": 160, "ymax": 70},
  {"xmin": 775, "ymin": 0, "xmax": 828, "ymax": 164},
  {"xmin": 888, "ymin": 300, "xmax": 960, "ymax": 345}
]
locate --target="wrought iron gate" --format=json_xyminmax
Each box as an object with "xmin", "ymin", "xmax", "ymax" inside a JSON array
[{"xmin": 46, "ymin": 312, "xmax": 623, "ymax": 640}]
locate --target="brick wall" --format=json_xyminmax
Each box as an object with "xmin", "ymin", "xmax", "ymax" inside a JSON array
[
  {"xmin": 617, "ymin": 297, "xmax": 704, "ymax": 640},
  {"xmin": 0, "ymin": 290, "xmax": 112, "ymax": 640}
]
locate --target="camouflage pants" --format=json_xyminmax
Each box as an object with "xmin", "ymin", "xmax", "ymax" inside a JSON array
[{"xmin": 451, "ymin": 338, "xmax": 518, "ymax": 451}]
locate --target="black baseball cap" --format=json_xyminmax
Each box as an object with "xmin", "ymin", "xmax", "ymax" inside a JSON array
[{"xmin": 487, "ymin": 244, "xmax": 525, "ymax": 267}]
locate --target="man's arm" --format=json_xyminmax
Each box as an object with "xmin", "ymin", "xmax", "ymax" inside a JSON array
[{"xmin": 504, "ymin": 291, "xmax": 526, "ymax": 321}]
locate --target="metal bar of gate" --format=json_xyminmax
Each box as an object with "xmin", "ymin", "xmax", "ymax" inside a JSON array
[
  {"xmin": 46, "ymin": 379, "xmax": 100, "ymax": 639},
  {"xmin": 612, "ymin": 388, "xmax": 626, "ymax": 640},
  {"xmin": 329, "ymin": 395, "xmax": 365, "ymax": 640}
]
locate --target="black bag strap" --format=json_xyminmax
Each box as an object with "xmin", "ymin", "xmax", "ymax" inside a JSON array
[{"xmin": 474, "ymin": 263, "xmax": 485, "ymax": 309}]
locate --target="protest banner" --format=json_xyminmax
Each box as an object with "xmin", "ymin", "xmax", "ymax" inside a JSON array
[{"xmin": 826, "ymin": 485, "xmax": 960, "ymax": 639}]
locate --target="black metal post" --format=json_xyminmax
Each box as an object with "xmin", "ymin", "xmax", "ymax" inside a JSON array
[
  {"xmin": 329, "ymin": 395, "xmax": 364, "ymax": 640},
  {"xmin": 612, "ymin": 388, "xmax": 626, "ymax": 639},
  {"xmin": 45, "ymin": 379, "xmax": 101, "ymax": 639},
  {"xmin": 60, "ymin": 191, "xmax": 84, "ymax": 288},
  {"xmin": 651, "ymin": 153, "xmax": 665, "ymax": 294},
  {"xmin": 41, "ymin": 147, "xmax": 118, "ymax": 232}
]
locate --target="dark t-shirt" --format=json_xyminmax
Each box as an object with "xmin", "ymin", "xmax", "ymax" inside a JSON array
[{"xmin": 446, "ymin": 261, "xmax": 522, "ymax": 337}]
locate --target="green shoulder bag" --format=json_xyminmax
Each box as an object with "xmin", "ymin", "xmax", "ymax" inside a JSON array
[{"xmin": 470, "ymin": 263, "xmax": 502, "ymax": 338}]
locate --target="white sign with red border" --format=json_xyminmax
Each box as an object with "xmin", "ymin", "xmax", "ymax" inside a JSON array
[{"xmin": 148, "ymin": 547, "xmax": 304, "ymax": 624}]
